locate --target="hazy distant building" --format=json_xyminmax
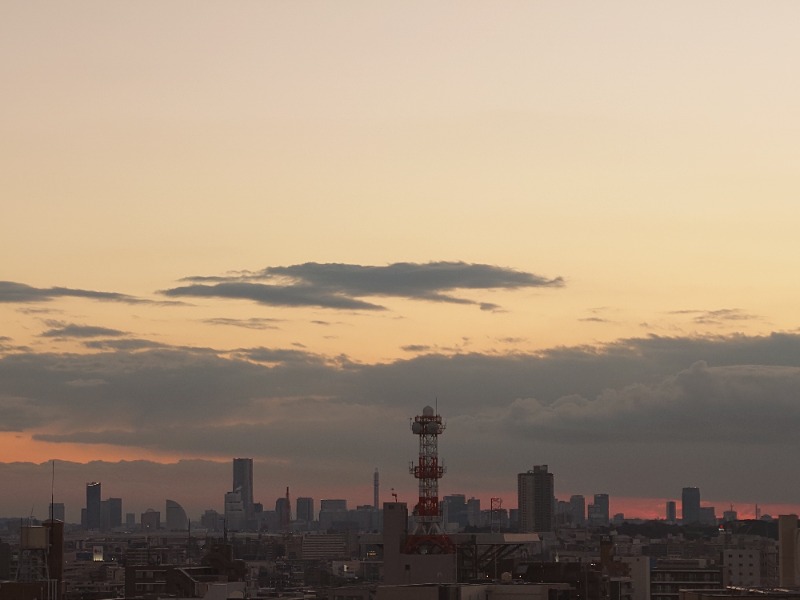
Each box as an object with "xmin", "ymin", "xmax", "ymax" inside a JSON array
[
  {"xmin": 570, "ymin": 495, "xmax": 586, "ymax": 526},
  {"xmin": 296, "ymin": 497, "xmax": 315, "ymax": 523},
  {"xmin": 101, "ymin": 497, "xmax": 122, "ymax": 531},
  {"xmin": 682, "ymin": 487, "xmax": 701, "ymax": 524},
  {"xmin": 321, "ymin": 499, "xmax": 347, "ymax": 511},
  {"xmin": 49, "ymin": 502, "xmax": 65, "ymax": 522},
  {"xmin": 141, "ymin": 509, "xmax": 161, "ymax": 531},
  {"xmin": 165, "ymin": 499, "xmax": 189, "ymax": 531},
  {"xmin": 319, "ymin": 499, "xmax": 348, "ymax": 530},
  {"xmin": 699, "ymin": 506, "xmax": 717, "ymax": 525},
  {"xmin": 225, "ymin": 490, "xmax": 245, "ymax": 531},
  {"xmin": 275, "ymin": 496, "xmax": 291, "ymax": 531},
  {"xmin": 232, "ymin": 458, "xmax": 254, "ymax": 519},
  {"xmin": 443, "ymin": 494, "xmax": 467, "ymax": 529},
  {"xmin": 126, "ymin": 513, "xmax": 135, "ymax": 528},
  {"xmin": 86, "ymin": 482, "xmax": 102, "ymax": 530},
  {"xmin": 466, "ymin": 497, "xmax": 481, "ymax": 527},
  {"xmin": 666, "ymin": 501, "xmax": 677, "ymax": 523},
  {"xmin": 517, "ymin": 465, "xmax": 554, "ymax": 532},
  {"xmin": 588, "ymin": 493, "xmax": 609, "ymax": 527},
  {"xmin": 201, "ymin": 509, "xmax": 224, "ymax": 532}
]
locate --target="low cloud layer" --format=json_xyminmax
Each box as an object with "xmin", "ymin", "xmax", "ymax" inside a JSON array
[
  {"xmin": 0, "ymin": 281, "xmax": 148, "ymax": 305},
  {"xmin": 162, "ymin": 262, "xmax": 564, "ymax": 310},
  {"xmin": 40, "ymin": 322, "xmax": 128, "ymax": 339},
  {"xmin": 2, "ymin": 332, "xmax": 800, "ymax": 518}
]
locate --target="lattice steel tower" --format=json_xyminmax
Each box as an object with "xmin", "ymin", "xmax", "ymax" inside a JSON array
[{"xmin": 406, "ymin": 405, "xmax": 454, "ymax": 553}]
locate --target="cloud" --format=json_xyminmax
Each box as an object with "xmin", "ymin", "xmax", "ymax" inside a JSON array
[
  {"xmin": 232, "ymin": 346, "xmax": 330, "ymax": 366},
  {"xmin": 491, "ymin": 360, "xmax": 800, "ymax": 445},
  {"xmin": 82, "ymin": 339, "xmax": 167, "ymax": 351},
  {"xmin": 401, "ymin": 344, "xmax": 431, "ymax": 352},
  {"xmin": 40, "ymin": 322, "xmax": 128, "ymax": 339},
  {"xmin": 0, "ymin": 281, "xmax": 150, "ymax": 305},
  {"xmin": 3, "ymin": 331, "xmax": 800, "ymax": 510},
  {"xmin": 669, "ymin": 308, "xmax": 760, "ymax": 325},
  {"xmin": 163, "ymin": 262, "xmax": 564, "ymax": 311},
  {"xmin": 203, "ymin": 317, "xmax": 281, "ymax": 330},
  {"xmin": 162, "ymin": 282, "xmax": 384, "ymax": 310}
]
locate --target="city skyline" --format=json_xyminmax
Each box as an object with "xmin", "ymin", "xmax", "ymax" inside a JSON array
[
  {"xmin": 1, "ymin": 457, "xmax": 795, "ymax": 525},
  {"xmin": 3, "ymin": 2, "xmax": 800, "ymax": 520}
]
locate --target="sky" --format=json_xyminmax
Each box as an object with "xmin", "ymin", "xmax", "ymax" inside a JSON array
[{"xmin": 2, "ymin": 1, "xmax": 800, "ymax": 524}]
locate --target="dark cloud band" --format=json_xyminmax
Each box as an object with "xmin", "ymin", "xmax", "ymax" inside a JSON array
[{"xmin": 165, "ymin": 261, "xmax": 564, "ymax": 310}]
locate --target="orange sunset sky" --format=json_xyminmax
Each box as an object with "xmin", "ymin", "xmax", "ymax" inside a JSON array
[{"xmin": 2, "ymin": 1, "xmax": 800, "ymax": 522}]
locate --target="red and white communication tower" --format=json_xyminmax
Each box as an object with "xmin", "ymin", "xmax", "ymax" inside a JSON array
[{"xmin": 406, "ymin": 405, "xmax": 455, "ymax": 554}]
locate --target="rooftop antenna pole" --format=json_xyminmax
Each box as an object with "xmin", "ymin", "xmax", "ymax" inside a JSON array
[{"xmin": 50, "ymin": 460, "xmax": 55, "ymax": 521}]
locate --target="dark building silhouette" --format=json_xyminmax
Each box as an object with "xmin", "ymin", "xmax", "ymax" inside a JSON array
[
  {"xmin": 101, "ymin": 497, "xmax": 122, "ymax": 531},
  {"xmin": 232, "ymin": 458, "xmax": 254, "ymax": 519},
  {"xmin": 85, "ymin": 482, "xmax": 101, "ymax": 530},
  {"xmin": 296, "ymin": 497, "xmax": 314, "ymax": 523},
  {"xmin": 682, "ymin": 487, "xmax": 701, "ymax": 524},
  {"xmin": 589, "ymin": 493, "xmax": 610, "ymax": 527},
  {"xmin": 517, "ymin": 465, "xmax": 554, "ymax": 532}
]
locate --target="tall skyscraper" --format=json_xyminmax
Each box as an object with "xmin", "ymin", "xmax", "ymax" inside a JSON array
[
  {"xmin": 682, "ymin": 487, "xmax": 701, "ymax": 524},
  {"xmin": 296, "ymin": 497, "xmax": 315, "ymax": 523},
  {"xmin": 666, "ymin": 501, "xmax": 677, "ymax": 523},
  {"xmin": 570, "ymin": 494, "xmax": 586, "ymax": 526},
  {"xmin": 165, "ymin": 499, "xmax": 189, "ymax": 531},
  {"xmin": 373, "ymin": 468, "xmax": 379, "ymax": 509},
  {"xmin": 275, "ymin": 495, "xmax": 291, "ymax": 532},
  {"xmin": 517, "ymin": 465, "xmax": 554, "ymax": 532},
  {"xmin": 101, "ymin": 497, "xmax": 122, "ymax": 531},
  {"xmin": 86, "ymin": 482, "xmax": 101, "ymax": 530},
  {"xmin": 443, "ymin": 494, "xmax": 468, "ymax": 528},
  {"xmin": 588, "ymin": 493, "xmax": 610, "ymax": 526},
  {"xmin": 232, "ymin": 458, "xmax": 254, "ymax": 518}
]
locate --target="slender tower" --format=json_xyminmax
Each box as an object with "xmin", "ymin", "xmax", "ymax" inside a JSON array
[
  {"xmin": 406, "ymin": 405, "xmax": 454, "ymax": 554},
  {"xmin": 374, "ymin": 468, "xmax": 380, "ymax": 509}
]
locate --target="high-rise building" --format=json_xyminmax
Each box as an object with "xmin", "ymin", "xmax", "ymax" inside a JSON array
[
  {"xmin": 49, "ymin": 502, "xmax": 65, "ymax": 522},
  {"xmin": 232, "ymin": 458, "xmax": 254, "ymax": 518},
  {"xmin": 320, "ymin": 499, "xmax": 347, "ymax": 511},
  {"xmin": 296, "ymin": 497, "xmax": 315, "ymax": 523},
  {"xmin": 682, "ymin": 487, "xmax": 701, "ymax": 524},
  {"xmin": 570, "ymin": 495, "xmax": 586, "ymax": 526},
  {"xmin": 165, "ymin": 499, "xmax": 189, "ymax": 531},
  {"xmin": 275, "ymin": 496, "xmax": 291, "ymax": 531},
  {"xmin": 86, "ymin": 482, "xmax": 102, "ymax": 530},
  {"xmin": 699, "ymin": 506, "xmax": 717, "ymax": 525},
  {"xmin": 443, "ymin": 494, "xmax": 467, "ymax": 528},
  {"xmin": 225, "ymin": 490, "xmax": 245, "ymax": 532},
  {"xmin": 517, "ymin": 465, "xmax": 554, "ymax": 532},
  {"xmin": 466, "ymin": 497, "xmax": 481, "ymax": 527},
  {"xmin": 319, "ymin": 499, "xmax": 348, "ymax": 530},
  {"xmin": 201, "ymin": 509, "xmax": 223, "ymax": 532},
  {"xmin": 141, "ymin": 509, "xmax": 161, "ymax": 531},
  {"xmin": 588, "ymin": 493, "xmax": 610, "ymax": 526},
  {"xmin": 666, "ymin": 501, "xmax": 677, "ymax": 523},
  {"xmin": 374, "ymin": 468, "xmax": 380, "ymax": 509},
  {"xmin": 101, "ymin": 497, "xmax": 122, "ymax": 531}
]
